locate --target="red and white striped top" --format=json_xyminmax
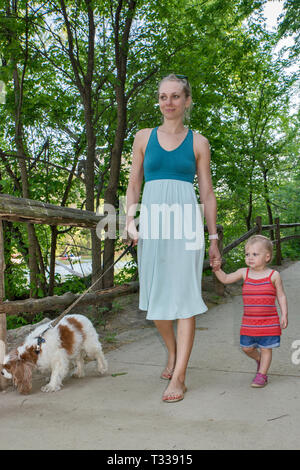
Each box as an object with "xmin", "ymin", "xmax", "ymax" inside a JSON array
[{"xmin": 240, "ymin": 268, "xmax": 281, "ymax": 337}]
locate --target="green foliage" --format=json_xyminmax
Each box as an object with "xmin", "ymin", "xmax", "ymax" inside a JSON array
[
  {"xmin": 4, "ymin": 262, "xmax": 28, "ymax": 300},
  {"xmin": 6, "ymin": 315, "xmax": 28, "ymax": 330},
  {"xmin": 7, "ymin": 312, "xmax": 45, "ymax": 330},
  {"xmin": 0, "ymin": 0, "xmax": 298, "ymax": 298},
  {"xmin": 114, "ymin": 259, "xmax": 137, "ymax": 285},
  {"xmin": 53, "ymin": 275, "xmax": 87, "ymax": 296},
  {"xmin": 278, "ymin": 0, "xmax": 300, "ymax": 57},
  {"xmin": 104, "ymin": 332, "xmax": 117, "ymax": 343}
]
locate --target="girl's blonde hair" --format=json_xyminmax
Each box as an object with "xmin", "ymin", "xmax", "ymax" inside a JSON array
[{"xmin": 245, "ymin": 235, "xmax": 273, "ymax": 260}]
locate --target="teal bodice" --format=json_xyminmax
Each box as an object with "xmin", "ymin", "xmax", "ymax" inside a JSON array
[{"xmin": 143, "ymin": 127, "xmax": 196, "ymax": 183}]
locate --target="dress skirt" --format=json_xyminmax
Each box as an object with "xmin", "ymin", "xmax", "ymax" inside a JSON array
[{"xmin": 137, "ymin": 179, "xmax": 207, "ymax": 320}]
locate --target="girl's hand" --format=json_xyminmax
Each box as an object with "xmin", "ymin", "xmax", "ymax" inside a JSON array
[
  {"xmin": 212, "ymin": 259, "xmax": 221, "ymax": 271},
  {"xmin": 273, "ymin": 272, "xmax": 288, "ymax": 330}
]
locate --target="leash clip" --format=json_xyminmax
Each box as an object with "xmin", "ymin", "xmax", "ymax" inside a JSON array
[{"xmin": 34, "ymin": 335, "xmax": 46, "ymax": 354}]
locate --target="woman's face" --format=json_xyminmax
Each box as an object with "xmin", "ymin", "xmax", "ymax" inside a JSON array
[{"xmin": 158, "ymin": 80, "xmax": 191, "ymax": 122}]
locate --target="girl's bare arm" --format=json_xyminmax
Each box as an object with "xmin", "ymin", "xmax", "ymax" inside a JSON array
[{"xmin": 213, "ymin": 267, "xmax": 246, "ymax": 285}]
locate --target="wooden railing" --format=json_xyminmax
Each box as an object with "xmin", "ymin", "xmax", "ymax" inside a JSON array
[
  {"xmin": 222, "ymin": 216, "xmax": 300, "ymax": 265},
  {"xmin": 0, "ymin": 194, "xmax": 129, "ymax": 390},
  {"xmin": 210, "ymin": 215, "xmax": 300, "ymax": 296}
]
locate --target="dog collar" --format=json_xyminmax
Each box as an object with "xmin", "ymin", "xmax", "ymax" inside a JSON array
[{"xmin": 35, "ymin": 336, "xmax": 46, "ymax": 354}]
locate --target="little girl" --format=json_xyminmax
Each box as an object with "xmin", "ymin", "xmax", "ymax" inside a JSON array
[{"xmin": 213, "ymin": 234, "xmax": 288, "ymax": 388}]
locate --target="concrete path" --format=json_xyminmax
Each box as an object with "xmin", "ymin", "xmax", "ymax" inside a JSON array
[{"xmin": 1, "ymin": 262, "xmax": 300, "ymax": 450}]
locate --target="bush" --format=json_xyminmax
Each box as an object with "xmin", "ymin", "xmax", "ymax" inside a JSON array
[
  {"xmin": 6, "ymin": 315, "xmax": 28, "ymax": 330},
  {"xmin": 6, "ymin": 312, "xmax": 45, "ymax": 330}
]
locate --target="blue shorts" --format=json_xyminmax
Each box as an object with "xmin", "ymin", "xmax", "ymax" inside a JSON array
[{"xmin": 240, "ymin": 335, "xmax": 280, "ymax": 349}]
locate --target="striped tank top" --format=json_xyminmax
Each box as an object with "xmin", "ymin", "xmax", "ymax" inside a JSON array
[{"xmin": 240, "ymin": 268, "xmax": 281, "ymax": 337}]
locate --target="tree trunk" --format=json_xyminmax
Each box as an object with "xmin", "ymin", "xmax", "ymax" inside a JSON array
[
  {"xmin": 103, "ymin": 88, "xmax": 127, "ymax": 287},
  {"xmin": 262, "ymin": 166, "xmax": 274, "ymax": 240},
  {"xmin": 13, "ymin": 64, "xmax": 43, "ymax": 297},
  {"xmin": 5, "ymin": 0, "xmax": 46, "ymax": 297},
  {"xmin": 245, "ymin": 155, "xmax": 255, "ymax": 230},
  {"xmin": 60, "ymin": 0, "xmax": 101, "ymax": 291},
  {"xmin": 0, "ymin": 219, "xmax": 8, "ymax": 390},
  {"xmin": 102, "ymin": 0, "xmax": 137, "ymax": 288},
  {"xmin": 245, "ymin": 189, "xmax": 253, "ymax": 231},
  {"xmin": 84, "ymin": 99, "xmax": 102, "ymax": 288},
  {"xmin": 0, "ymin": 282, "xmax": 139, "ymax": 315},
  {"xmin": 48, "ymin": 141, "xmax": 82, "ymax": 296}
]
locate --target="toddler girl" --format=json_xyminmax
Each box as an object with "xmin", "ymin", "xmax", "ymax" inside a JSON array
[{"xmin": 213, "ymin": 235, "xmax": 288, "ymax": 387}]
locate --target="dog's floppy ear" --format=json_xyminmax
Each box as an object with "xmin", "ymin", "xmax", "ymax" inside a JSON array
[
  {"xmin": 9, "ymin": 348, "xmax": 19, "ymax": 361},
  {"xmin": 14, "ymin": 361, "xmax": 33, "ymax": 395},
  {"xmin": 13, "ymin": 346, "xmax": 39, "ymax": 394}
]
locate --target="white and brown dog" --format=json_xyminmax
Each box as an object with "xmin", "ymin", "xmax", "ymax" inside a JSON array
[{"xmin": 1, "ymin": 314, "xmax": 108, "ymax": 394}]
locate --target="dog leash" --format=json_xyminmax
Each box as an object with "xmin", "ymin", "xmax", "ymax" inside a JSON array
[{"xmin": 35, "ymin": 242, "xmax": 135, "ymax": 348}]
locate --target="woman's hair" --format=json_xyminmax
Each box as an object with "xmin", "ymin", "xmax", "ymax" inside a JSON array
[
  {"xmin": 158, "ymin": 73, "xmax": 192, "ymax": 99},
  {"xmin": 245, "ymin": 235, "xmax": 273, "ymax": 260}
]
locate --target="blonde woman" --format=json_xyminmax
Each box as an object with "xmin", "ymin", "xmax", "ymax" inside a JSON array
[{"xmin": 126, "ymin": 74, "xmax": 221, "ymax": 402}]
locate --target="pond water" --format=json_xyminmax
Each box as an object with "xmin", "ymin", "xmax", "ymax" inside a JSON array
[
  {"xmin": 18, "ymin": 257, "xmax": 135, "ymax": 283},
  {"xmin": 55, "ymin": 257, "xmax": 132, "ymax": 279}
]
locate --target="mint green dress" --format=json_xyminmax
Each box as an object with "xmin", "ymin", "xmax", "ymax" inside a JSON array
[{"xmin": 137, "ymin": 127, "xmax": 207, "ymax": 320}]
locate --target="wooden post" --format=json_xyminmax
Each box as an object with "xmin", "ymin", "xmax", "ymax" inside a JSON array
[
  {"xmin": 213, "ymin": 226, "xmax": 224, "ymax": 296},
  {"xmin": 275, "ymin": 217, "xmax": 282, "ymax": 265},
  {"xmin": 0, "ymin": 219, "xmax": 8, "ymax": 390}
]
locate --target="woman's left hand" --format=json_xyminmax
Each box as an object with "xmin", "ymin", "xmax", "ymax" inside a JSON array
[{"xmin": 209, "ymin": 243, "xmax": 222, "ymax": 272}]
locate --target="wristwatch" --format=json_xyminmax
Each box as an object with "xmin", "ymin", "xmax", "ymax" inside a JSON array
[{"xmin": 208, "ymin": 233, "xmax": 219, "ymax": 240}]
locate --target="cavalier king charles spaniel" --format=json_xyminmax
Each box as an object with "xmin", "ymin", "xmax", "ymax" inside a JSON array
[{"xmin": 1, "ymin": 314, "xmax": 108, "ymax": 394}]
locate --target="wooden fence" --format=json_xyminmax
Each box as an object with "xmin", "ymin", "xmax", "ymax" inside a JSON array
[
  {"xmin": 211, "ymin": 215, "xmax": 300, "ymax": 295},
  {"xmin": 222, "ymin": 216, "xmax": 300, "ymax": 265},
  {"xmin": 0, "ymin": 193, "xmax": 133, "ymax": 389}
]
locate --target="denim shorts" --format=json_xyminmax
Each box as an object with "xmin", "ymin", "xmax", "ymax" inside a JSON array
[{"xmin": 240, "ymin": 335, "xmax": 280, "ymax": 349}]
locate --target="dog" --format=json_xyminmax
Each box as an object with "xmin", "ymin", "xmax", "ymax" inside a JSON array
[{"xmin": 1, "ymin": 314, "xmax": 108, "ymax": 394}]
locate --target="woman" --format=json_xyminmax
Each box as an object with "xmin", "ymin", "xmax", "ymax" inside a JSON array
[{"xmin": 126, "ymin": 74, "xmax": 221, "ymax": 402}]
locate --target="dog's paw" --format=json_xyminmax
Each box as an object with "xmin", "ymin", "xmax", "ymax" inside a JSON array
[
  {"xmin": 71, "ymin": 370, "xmax": 85, "ymax": 378},
  {"xmin": 97, "ymin": 361, "xmax": 108, "ymax": 374},
  {"xmin": 97, "ymin": 354, "xmax": 108, "ymax": 374},
  {"xmin": 41, "ymin": 383, "xmax": 62, "ymax": 393}
]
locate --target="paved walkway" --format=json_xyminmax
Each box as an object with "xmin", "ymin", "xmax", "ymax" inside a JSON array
[{"xmin": 1, "ymin": 262, "xmax": 300, "ymax": 450}]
